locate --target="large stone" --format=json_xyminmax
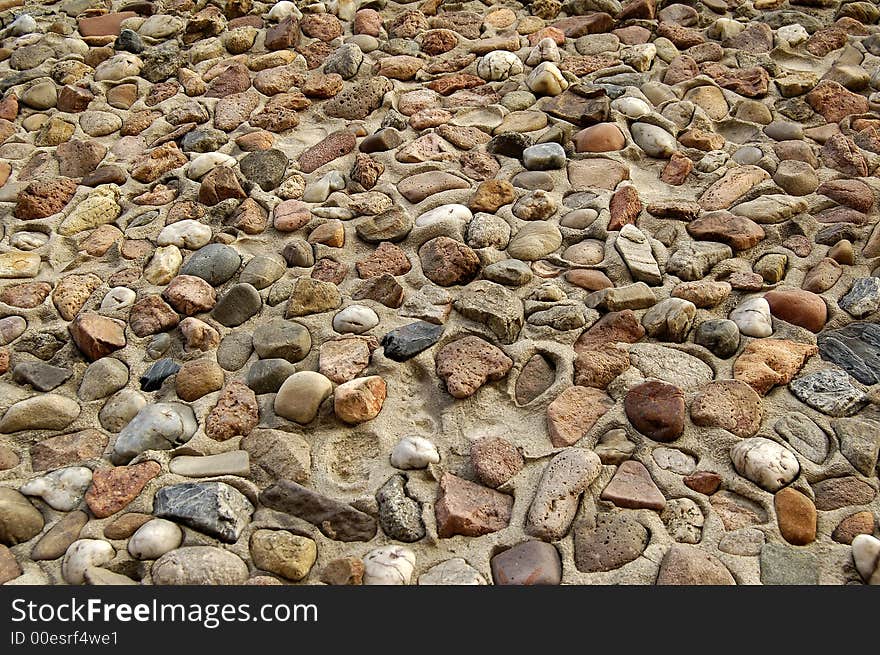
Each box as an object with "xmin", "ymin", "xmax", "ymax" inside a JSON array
[
  {"xmin": 656, "ymin": 544, "xmax": 735, "ymax": 585},
  {"xmin": 260, "ymin": 480, "xmax": 377, "ymax": 542},
  {"xmin": 154, "ymin": 481, "xmax": 253, "ymax": 543},
  {"xmin": 526, "ymin": 448, "xmax": 601, "ymax": 540},
  {"xmin": 733, "ymin": 339, "xmax": 817, "ymax": 396},
  {"xmin": 574, "ymin": 514, "xmax": 649, "ymax": 573},
  {"xmin": 690, "ymin": 380, "xmax": 762, "ymax": 438},
  {"xmin": 624, "ymin": 381, "xmax": 685, "ymax": 443},
  {"xmin": 454, "ymin": 281, "xmax": 524, "ymax": 344},
  {"xmin": 435, "ymin": 472, "xmax": 513, "ymax": 538},
  {"xmin": 789, "ymin": 369, "xmax": 868, "ymax": 417},
  {"xmin": 0, "ymin": 488, "xmax": 44, "ymax": 546},
  {"xmin": 152, "ymin": 546, "xmax": 249, "ymax": 585},
  {"xmin": 730, "ymin": 437, "xmax": 800, "ymax": 492},
  {"xmin": 435, "ymin": 336, "xmax": 512, "ymax": 398}
]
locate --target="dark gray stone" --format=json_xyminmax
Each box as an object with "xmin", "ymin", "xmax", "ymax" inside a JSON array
[
  {"xmin": 381, "ymin": 322, "xmax": 444, "ymax": 361},
  {"xmin": 139, "ymin": 358, "xmax": 180, "ymax": 392},
  {"xmin": 245, "ymin": 358, "xmax": 297, "ymax": 394},
  {"xmin": 12, "ymin": 361, "xmax": 72, "ymax": 392},
  {"xmin": 832, "ymin": 417, "xmax": 880, "ymax": 476},
  {"xmin": 252, "ymin": 319, "xmax": 311, "ymax": 363},
  {"xmin": 212, "ymin": 283, "xmax": 262, "ymax": 327},
  {"xmin": 259, "ymin": 480, "xmax": 377, "ymax": 542},
  {"xmin": 323, "ymin": 43, "xmax": 363, "ymax": 79},
  {"xmin": 789, "ymin": 369, "xmax": 868, "ymax": 417},
  {"xmin": 818, "ymin": 322, "xmax": 880, "ymax": 385},
  {"xmin": 487, "ymin": 132, "xmax": 533, "ymax": 159},
  {"xmin": 154, "ymin": 481, "xmax": 253, "ymax": 543},
  {"xmin": 115, "ymin": 28, "xmax": 144, "ymax": 54},
  {"xmin": 239, "ymin": 149, "xmax": 288, "ymax": 192},
  {"xmin": 376, "ymin": 475, "xmax": 425, "ymax": 543},
  {"xmin": 180, "ymin": 128, "xmax": 228, "ymax": 153},
  {"xmin": 759, "ymin": 543, "xmax": 819, "ymax": 585},
  {"xmin": 180, "ymin": 244, "xmax": 241, "ymax": 286},
  {"xmin": 838, "ymin": 277, "xmax": 880, "ymax": 319}
]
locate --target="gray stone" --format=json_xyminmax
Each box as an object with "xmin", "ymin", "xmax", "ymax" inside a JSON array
[
  {"xmin": 241, "ymin": 429, "xmax": 311, "ymax": 487},
  {"xmin": 180, "ymin": 244, "xmax": 241, "ymax": 286},
  {"xmin": 245, "ymin": 358, "xmax": 297, "ymax": 394},
  {"xmin": 718, "ymin": 528, "xmax": 765, "ymax": 556},
  {"xmin": 110, "ymin": 403, "xmax": 197, "ymax": 464},
  {"xmin": 240, "ymin": 255, "xmax": 286, "ymax": 290},
  {"xmin": 839, "ymin": 277, "xmax": 880, "ymax": 318},
  {"xmin": 381, "ymin": 322, "xmax": 444, "ymax": 362},
  {"xmin": 78, "ymin": 358, "xmax": 129, "ymax": 401},
  {"xmin": 454, "ymin": 280, "xmax": 524, "ymax": 344},
  {"xmin": 212, "ymin": 283, "xmax": 262, "ymax": 327},
  {"xmin": 789, "ymin": 369, "xmax": 868, "ymax": 417},
  {"xmin": 694, "ymin": 319, "xmax": 740, "ymax": 358},
  {"xmin": 641, "ymin": 297, "xmax": 696, "ymax": 343},
  {"xmin": 774, "ymin": 412, "xmax": 829, "ymax": 464},
  {"xmin": 324, "ymin": 43, "xmax": 363, "ymax": 79},
  {"xmin": 522, "ymin": 143, "xmax": 566, "ymax": 170},
  {"xmin": 12, "ymin": 362, "xmax": 73, "ymax": 392},
  {"xmin": 239, "ymin": 149, "xmax": 288, "ymax": 192},
  {"xmin": 252, "ymin": 319, "xmax": 311, "ymax": 363},
  {"xmin": 615, "ymin": 224, "xmax": 662, "ymax": 285},
  {"xmin": 484, "ymin": 260, "xmax": 532, "ymax": 286},
  {"xmin": 759, "ymin": 543, "xmax": 819, "ymax": 585},
  {"xmin": 418, "ymin": 558, "xmax": 486, "ymax": 585},
  {"xmin": 260, "ymin": 480, "xmax": 377, "ymax": 542},
  {"xmin": 376, "ymin": 475, "xmax": 425, "ymax": 543},
  {"xmin": 153, "ymin": 481, "xmax": 253, "ymax": 543},
  {"xmin": 832, "ymin": 417, "xmax": 880, "ymax": 476},
  {"xmin": 574, "ymin": 514, "xmax": 648, "ymax": 573},
  {"xmin": 217, "ymin": 332, "xmax": 253, "ymax": 371},
  {"xmin": 139, "ymin": 358, "xmax": 179, "ymax": 392},
  {"xmin": 666, "ymin": 242, "xmax": 732, "ymax": 281},
  {"xmin": 817, "ymin": 322, "xmax": 880, "ymax": 385}
]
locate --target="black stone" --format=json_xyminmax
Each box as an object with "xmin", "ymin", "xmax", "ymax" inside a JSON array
[
  {"xmin": 818, "ymin": 322, "xmax": 880, "ymax": 385},
  {"xmin": 12, "ymin": 362, "xmax": 73, "ymax": 392},
  {"xmin": 115, "ymin": 28, "xmax": 144, "ymax": 54},
  {"xmin": 694, "ymin": 319, "xmax": 740, "ymax": 359},
  {"xmin": 139, "ymin": 358, "xmax": 180, "ymax": 392},
  {"xmin": 245, "ymin": 358, "xmax": 297, "ymax": 394},
  {"xmin": 259, "ymin": 480, "xmax": 377, "ymax": 542},
  {"xmin": 154, "ymin": 481, "xmax": 253, "ymax": 543},
  {"xmin": 381, "ymin": 322, "xmax": 444, "ymax": 361},
  {"xmin": 487, "ymin": 133, "xmax": 533, "ymax": 159}
]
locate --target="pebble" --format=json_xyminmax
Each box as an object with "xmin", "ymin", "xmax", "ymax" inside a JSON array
[
  {"xmin": 0, "ymin": 488, "xmax": 44, "ymax": 545},
  {"xmin": 363, "ymin": 546, "xmax": 416, "ymax": 585},
  {"xmin": 491, "ymin": 541, "xmax": 562, "ymax": 585},
  {"xmin": 390, "ymin": 436, "xmax": 440, "ymax": 470},
  {"xmin": 730, "ymin": 437, "xmax": 800, "ymax": 492},
  {"xmin": 20, "ymin": 467, "xmax": 92, "ymax": 512},
  {"xmin": 128, "ymin": 519, "xmax": 183, "ymax": 560},
  {"xmin": 274, "ymin": 371, "xmax": 333, "ymax": 424},
  {"xmin": 152, "ymin": 546, "xmax": 249, "ymax": 585},
  {"xmin": 62, "ymin": 540, "xmax": 115, "ymax": 585}
]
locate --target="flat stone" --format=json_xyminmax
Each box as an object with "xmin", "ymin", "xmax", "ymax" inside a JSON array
[
  {"xmin": 154, "ymin": 481, "xmax": 253, "ymax": 543},
  {"xmin": 760, "ymin": 543, "xmax": 818, "ymax": 585},
  {"xmin": 832, "ymin": 417, "xmax": 880, "ymax": 476},
  {"xmin": 600, "ymin": 460, "xmax": 666, "ymax": 510},
  {"xmin": 260, "ymin": 480, "xmax": 377, "ymax": 542},
  {"xmin": 774, "ymin": 412, "xmax": 829, "ymax": 464},
  {"xmin": 574, "ymin": 514, "xmax": 649, "ymax": 573},
  {"xmin": 789, "ymin": 368, "xmax": 868, "ymax": 417},
  {"xmin": 435, "ymin": 472, "xmax": 513, "ymax": 538}
]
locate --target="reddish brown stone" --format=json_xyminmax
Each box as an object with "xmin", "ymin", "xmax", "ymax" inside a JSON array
[
  {"xmin": 817, "ymin": 179, "xmax": 874, "ymax": 212},
  {"xmin": 660, "ymin": 152, "xmax": 693, "ymax": 185},
  {"xmin": 85, "ymin": 461, "xmax": 161, "ymax": 519},
  {"xmin": 686, "ymin": 211, "xmax": 765, "ymax": 251},
  {"xmin": 625, "ymin": 380, "xmax": 685, "ymax": 443},
  {"xmin": 575, "ymin": 310, "xmax": 645, "ymax": 354},
  {"xmin": 427, "ymin": 73, "xmax": 484, "ymax": 96},
  {"xmin": 129, "ymin": 295, "xmax": 180, "ymax": 338},
  {"xmin": 684, "ymin": 471, "xmax": 722, "ymax": 495},
  {"xmin": 30, "ymin": 429, "xmax": 108, "ymax": 472},
  {"xmin": 574, "ymin": 343, "xmax": 630, "ymax": 389},
  {"xmin": 546, "ymin": 386, "xmax": 614, "ymax": 447},
  {"xmin": 421, "ymin": 29, "xmax": 458, "ymax": 55},
  {"xmin": 832, "ymin": 511, "xmax": 875, "ymax": 544},
  {"xmin": 103, "ymin": 513, "xmax": 153, "ymax": 540},
  {"xmin": 356, "ymin": 242, "xmax": 411, "ymax": 279},
  {"xmin": 78, "ymin": 12, "xmax": 137, "ymax": 37},
  {"xmin": 0, "ymin": 282, "xmax": 51, "ymax": 309},
  {"xmin": 471, "ymin": 436, "xmax": 523, "ymax": 488},
  {"xmin": 15, "ymin": 178, "xmax": 78, "ymax": 219},
  {"xmin": 491, "ymin": 541, "xmax": 562, "ymax": 585},
  {"xmin": 300, "ymin": 13, "xmax": 342, "ymax": 41},
  {"xmin": 69, "ymin": 312, "xmax": 126, "ymax": 361},
  {"xmin": 807, "ymin": 80, "xmax": 869, "ymax": 123},
  {"xmin": 434, "ymin": 472, "xmax": 513, "ymax": 537},
  {"xmin": 608, "ymin": 185, "xmax": 642, "ymax": 231},
  {"xmin": 334, "ymin": 376, "xmax": 386, "ymax": 424},
  {"xmin": 131, "ymin": 143, "xmax": 188, "ymax": 183},
  {"xmin": 205, "ymin": 381, "xmax": 259, "ymax": 441},
  {"xmin": 298, "ymin": 130, "xmax": 356, "ymax": 174},
  {"xmin": 701, "ymin": 63, "xmax": 770, "ymax": 97},
  {"xmin": 657, "ymin": 21, "xmax": 705, "ymax": 48},
  {"xmin": 198, "ymin": 166, "xmax": 247, "ymax": 205},
  {"xmin": 764, "ymin": 288, "xmax": 827, "ymax": 333},
  {"xmin": 320, "ymin": 557, "xmax": 365, "ymax": 585},
  {"xmin": 162, "ymin": 275, "xmax": 217, "ymax": 316},
  {"xmin": 821, "ymin": 133, "xmax": 869, "ymax": 176},
  {"xmin": 57, "ymin": 85, "xmax": 94, "ymax": 113},
  {"xmin": 419, "ymin": 236, "xmax": 480, "ymax": 287},
  {"xmin": 806, "ymin": 26, "xmax": 848, "ymax": 57}
]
